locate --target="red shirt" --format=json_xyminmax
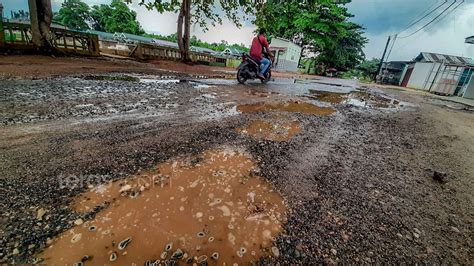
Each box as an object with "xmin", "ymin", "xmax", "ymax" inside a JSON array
[{"xmin": 250, "ymin": 34, "xmax": 270, "ymax": 62}]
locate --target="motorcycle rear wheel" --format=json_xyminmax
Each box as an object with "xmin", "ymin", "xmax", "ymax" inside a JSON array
[{"xmin": 237, "ymin": 68, "xmax": 247, "ymax": 84}]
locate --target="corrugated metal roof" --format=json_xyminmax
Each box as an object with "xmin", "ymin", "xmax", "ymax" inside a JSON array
[{"xmin": 416, "ymin": 52, "xmax": 474, "ymax": 66}]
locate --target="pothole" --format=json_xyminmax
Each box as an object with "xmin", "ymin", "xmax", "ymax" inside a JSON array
[
  {"xmin": 82, "ymin": 75, "xmax": 140, "ymax": 82},
  {"xmin": 237, "ymin": 119, "xmax": 301, "ymax": 142},
  {"xmin": 347, "ymin": 91, "xmax": 400, "ymax": 109},
  {"xmin": 39, "ymin": 147, "xmax": 287, "ymax": 265},
  {"xmin": 237, "ymin": 101, "xmax": 336, "ymax": 116},
  {"xmin": 308, "ymin": 90, "xmax": 347, "ymax": 104}
]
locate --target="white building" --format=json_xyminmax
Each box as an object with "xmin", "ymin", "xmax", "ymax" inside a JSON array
[
  {"xmin": 400, "ymin": 52, "xmax": 474, "ymax": 97},
  {"xmin": 269, "ymin": 37, "xmax": 302, "ymax": 72}
]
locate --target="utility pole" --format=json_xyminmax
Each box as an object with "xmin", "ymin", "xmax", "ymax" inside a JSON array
[{"xmin": 375, "ymin": 35, "xmax": 391, "ymax": 82}]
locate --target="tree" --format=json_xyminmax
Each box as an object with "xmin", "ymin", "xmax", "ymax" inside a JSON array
[
  {"xmin": 91, "ymin": 0, "xmax": 144, "ymax": 35},
  {"xmin": 357, "ymin": 58, "xmax": 380, "ymax": 80},
  {"xmin": 127, "ymin": 0, "xmax": 260, "ymax": 62},
  {"xmin": 256, "ymin": 0, "xmax": 367, "ymax": 72},
  {"xmin": 28, "ymin": 0, "xmax": 53, "ymax": 51},
  {"xmin": 56, "ymin": 0, "xmax": 91, "ymax": 30}
]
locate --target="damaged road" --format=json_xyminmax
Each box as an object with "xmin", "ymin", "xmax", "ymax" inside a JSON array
[{"xmin": 0, "ymin": 73, "xmax": 472, "ymax": 264}]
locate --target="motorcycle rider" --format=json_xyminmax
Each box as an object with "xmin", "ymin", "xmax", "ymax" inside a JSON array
[{"xmin": 250, "ymin": 28, "xmax": 273, "ymax": 80}]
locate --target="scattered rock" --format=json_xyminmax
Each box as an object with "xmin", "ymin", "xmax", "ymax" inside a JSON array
[
  {"xmin": 119, "ymin": 184, "xmax": 132, "ymax": 193},
  {"xmin": 109, "ymin": 252, "xmax": 117, "ymax": 262},
  {"xmin": 171, "ymin": 249, "xmax": 184, "ymax": 259},
  {"xmin": 118, "ymin": 237, "xmax": 132, "ymax": 250},
  {"xmin": 160, "ymin": 251, "xmax": 167, "ymax": 260},
  {"xmin": 450, "ymin": 226, "xmax": 461, "ymax": 233},
  {"xmin": 12, "ymin": 248, "xmax": 19, "ymax": 255},
  {"xmin": 36, "ymin": 208, "xmax": 46, "ymax": 220},
  {"xmin": 432, "ymin": 171, "xmax": 447, "ymax": 183},
  {"xmin": 74, "ymin": 219, "xmax": 84, "ymax": 226},
  {"xmin": 71, "ymin": 233, "xmax": 82, "ymax": 243},
  {"xmin": 331, "ymin": 248, "xmax": 337, "ymax": 256},
  {"xmin": 271, "ymin": 246, "xmax": 280, "ymax": 257}
]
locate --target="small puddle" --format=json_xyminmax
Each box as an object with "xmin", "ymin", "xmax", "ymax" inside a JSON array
[
  {"xmin": 237, "ymin": 102, "xmax": 335, "ymax": 116},
  {"xmin": 237, "ymin": 120, "xmax": 301, "ymax": 142},
  {"xmin": 82, "ymin": 75, "xmax": 140, "ymax": 82},
  {"xmin": 308, "ymin": 90, "xmax": 347, "ymax": 104},
  {"xmin": 39, "ymin": 147, "xmax": 286, "ymax": 265},
  {"xmin": 348, "ymin": 91, "xmax": 400, "ymax": 109}
]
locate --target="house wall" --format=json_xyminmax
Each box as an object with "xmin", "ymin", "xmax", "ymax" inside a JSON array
[
  {"xmin": 270, "ymin": 38, "xmax": 302, "ymax": 72},
  {"xmin": 406, "ymin": 62, "xmax": 441, "ymax": 90},
  {"xmin": 462, "ymin": 73, "xmax": 474, "ymax": 99}
]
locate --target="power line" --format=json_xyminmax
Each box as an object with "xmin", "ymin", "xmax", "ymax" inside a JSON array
[
  {"xmin": 399, "ymin": 0, "xmax": 458, "ymax": 39},
  {"xmin": 398, "ymin": 0, "xmax": 447, "ymax": 34},
  {"xmin": 390, "ymin": 0, "xmax": 465, "ymax": 59}
]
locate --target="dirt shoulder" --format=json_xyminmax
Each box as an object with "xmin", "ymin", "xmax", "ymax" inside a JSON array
[{"xmin": 0, "ymin": 55, "xmax": 317, "ymax": 80}]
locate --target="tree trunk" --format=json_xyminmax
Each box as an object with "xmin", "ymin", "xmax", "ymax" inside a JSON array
[
  {"xmin": 28, "ymin": 0, "xmax": 53, "ymax": 52},
  {"xmin": 176, "ymin": 0, "xmax": 185, "ymax": 60},
  {"xmin": 176, "ymin": 0, "xmax": 191, "ymax": 62},
  {"xmin": 183, "ymin": 0, "xmax": 191, "ymax": 62}
]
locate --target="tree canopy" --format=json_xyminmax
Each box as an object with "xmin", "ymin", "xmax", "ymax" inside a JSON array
[
  {"xmin": 90, "ymin": 0, "xmax": 144, "ymax": 35},
  {"xmin": 55, "ymin": 0, "xmax": 144, "ymax": 35},
  {"xmin": 255, "ymin": 0, "xmax": 367, "ymax": 71},
  {"xmin": 56, "ymin": 0, "xmax": 91, "ymax": 30}
]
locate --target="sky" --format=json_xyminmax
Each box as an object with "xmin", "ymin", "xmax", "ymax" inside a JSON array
[{"xmin": 2, "ymin": 0, "xmax": 474, "ymax": 61}]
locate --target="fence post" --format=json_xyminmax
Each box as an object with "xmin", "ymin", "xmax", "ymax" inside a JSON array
[
  {"xmin": 0, "ymin": 3, "xmax": 5, "ymax": 48},
  {"xmin": 88, "ymin": 34, "xmax": 100, "ymax": 56}
]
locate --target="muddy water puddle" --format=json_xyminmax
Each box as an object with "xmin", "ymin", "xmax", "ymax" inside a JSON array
[
  {"xmin": 40, "ymin": 147, "xmax": 286, "ymax": 265},
  {"xmin": 306, "ymin": 89, "xmax": 404, "ymax": 110},
  {"xmin": 237, "ymin": 119, "xmax": 301, "ymax": 142},
  {"xmin": 308, "ymin": 90, "xmax": 347, "ymax": 104},
  {"xmin": 237, "ymin": 102, "xmax": 335, "ymax": 116}
]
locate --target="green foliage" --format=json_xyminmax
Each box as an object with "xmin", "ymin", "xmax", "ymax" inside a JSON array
[
  {"xmin": 90, "ymin": 0, "xmax": 144, "ymax": 35},
  {"xmin": 127, "ymin": 0, "xmax": 260, "ymax": 32},
  {"xmin": 256, "ymin": 0, "xmax": 367, "ymax": 72},
  {"xmin": 55, "ymin": 0, "xmax": 144, "ymax": 34},
  {"xmin": 340, "ymin": 58, "xmax": 380, "ymax": 81},
  {"xmin": 143, "ymin": 33, "xmax": 249, "ymax": 52},
  {"xmin": 357, "ymin": 58, "xmax": 380, "ymax": 80},
  {"xmin": 56, "ymin": 0, "xmax": 91, "ymax": 30}
]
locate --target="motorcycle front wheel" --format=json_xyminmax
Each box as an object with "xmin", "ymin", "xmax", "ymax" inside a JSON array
[
  {"xmin": 237, "ymin": 68, "xmax": 248, "ymax": 84},
  {"xmin": 261, "ymin": 70, "xmax": 272, "ymax": 84}
]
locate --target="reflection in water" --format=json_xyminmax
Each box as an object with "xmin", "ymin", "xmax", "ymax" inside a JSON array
[
  {"xmin": 40, "ymin": 147, "xmax": 286, "ymax": 265},
  {"xmin": 237, "ymin": 119, "xmax": 301, "ymax": 142},
  {"xmin": 237, "ymin": 102, "xmax": 336, "ymax": 116},
  {"xmin": 308, "ymin": 90, "xmax": 347, "ymax": 104}
]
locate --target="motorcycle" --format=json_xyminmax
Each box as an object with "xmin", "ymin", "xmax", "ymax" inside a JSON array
[{"xmin": 236, "ymin": 53, "xmax": 272, "ymax": 84}]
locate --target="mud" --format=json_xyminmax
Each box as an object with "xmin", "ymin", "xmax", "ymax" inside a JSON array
[
  {"xmin": 0, "ymin": 71, "xmax": 473, "ymax": 264},
  {"xmin": 41, "ymin": 147, "xmax": 286, "ymax": 265},
  {"xmin": 237, "ymin": 119, "xmax": 301, "ymax": 142},
  {"xmin": 237, "ymin": 102, "xmax": 336, "ymax": 116}
]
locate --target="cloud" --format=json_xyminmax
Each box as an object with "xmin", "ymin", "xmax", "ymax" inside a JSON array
[{"xmin": 348, "ymin": 0, "xmax": 474, "ymax": 60}]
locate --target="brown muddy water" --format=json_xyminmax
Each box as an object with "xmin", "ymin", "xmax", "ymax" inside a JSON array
[
  {"xmin": 308, "ymin": 90, "xmax": 347, "ymax": 104},
  {"xmin": 237, "ymin": 119, "xmax": 301, "ymax": 142},
  {"xmin": 39, "ymin": 147, "xmax": 287, "ymax": 265},
  {"xmin": 237, "ymin": 102, "xmax": 336, "ymax": 116}
]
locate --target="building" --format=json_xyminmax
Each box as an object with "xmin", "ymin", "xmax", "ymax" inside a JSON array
[
  {"xmin": 269, "ymin": 37, "xmax": 302, "ymax": 72},
  {"xmin": 400, "ymin": 52, "xmax": 474, "ymax": 96},
  {"xmin": 221, "ymin": 47, "xmax": 244, "ymax": 57},
  {"xmin": 380, "ymin": 61, "xmax": 408, "ymax": 85}
]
